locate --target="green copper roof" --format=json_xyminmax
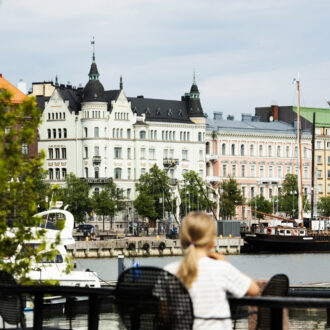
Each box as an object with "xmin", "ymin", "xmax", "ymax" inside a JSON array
[{"xmin": 293, "ymin": 106, "xmax": 330, "ymax": 127}]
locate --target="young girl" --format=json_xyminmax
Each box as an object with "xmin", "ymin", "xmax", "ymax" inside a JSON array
[{"xmin": 165, "ymin": 212, "xmax": 259, "ymax": 330}]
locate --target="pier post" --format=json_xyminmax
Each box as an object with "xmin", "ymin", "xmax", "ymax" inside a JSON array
[{"xmin": 118, "ymin": 254, "xmax": 125, "ymax": 278}]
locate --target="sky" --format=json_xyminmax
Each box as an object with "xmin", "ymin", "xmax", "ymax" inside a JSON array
[{"xmin": 1, "ymin": 0, "xmax": 330, "ymax": 119}]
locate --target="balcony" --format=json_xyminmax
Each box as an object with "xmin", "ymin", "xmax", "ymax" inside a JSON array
[
  {"xmin": 163, "ymin": 158, "xmax": 179, "ymax": 167},
  {"xmin": 206, "ymin": 154, "xmax": 218, "ymax": 162},
  {"xmin": 93, "ymin": 156, "xmax": 101, "ymax": 165},
  {"xmin": 205, "ymin": 175, "xmax": 221, "ymax": 183},
  {"xmin": 84, "ymin": 177, "xmax": 110, "ymax": 184},
  {"xmin": 258, "ymin": 177, "xmax": 281, "ymax": 185},
  {"xmin": 168, "ymin": 178, "xmax": 178, "ymax": 186}
]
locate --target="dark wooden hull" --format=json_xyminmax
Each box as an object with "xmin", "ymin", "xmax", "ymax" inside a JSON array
[{"xmin": 244, "ymin": 233, "xmax": 330, "ymax": 252}]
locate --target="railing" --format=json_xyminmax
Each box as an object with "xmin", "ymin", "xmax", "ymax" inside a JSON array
[
  {"xmin": 2, "ymin": 284, "xmax": 330, "ymax": 329},
  {"xmin": 163, "ymin": 158, "xmax": 179, "ymax": 167}
]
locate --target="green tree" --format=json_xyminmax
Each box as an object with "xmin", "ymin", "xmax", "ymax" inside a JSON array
[
  {"xmin": 92, "ymin": 179, "xmax": 125, "ymax": 231},
  {"xmin": 0, "ymin": 90, "xmax": 55, "ymax": 280},
  {"xmin": 318, "ymin": 196, "xmax": 330, "ymax": 217},
  {"xmin": 249, "ymin": 195, "xmax": 273, "ymax": 219},
  {"xmin": 220, "ymin": 176, "xmax": 244, "ymax": 219},
  {"xmin": 180, "ymin": 171, "xmax": 215, "ymax": 216},
  {"xmin": 56, "ymin": 173, "xmax": 93, "ymax": 223},
  {"xmin": 134, "ymin": 164, "xmax": 171, "ymax": 224},
  {"xmin": 278, "ymin": 174, "xmax": 310, "ymax": 217}
]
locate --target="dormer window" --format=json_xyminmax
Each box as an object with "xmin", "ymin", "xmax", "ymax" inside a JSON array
[
  {"xmin": 156, "ymin": 108, "xmax": 161, "ymax": 115},
  {"xmin": 178, "ymin": 109, "xmax": 183, "ymax": 116},
  {"xmin": 168, "ymin": 108, "xmax": 173, "ymax": 117},
  {"xmin": 146, "ymin": 107, "xmax": 150, "ymax": 115},
  {"xmin": 133, "ymin": 107, "xmax": 137, "ymax": 113}
]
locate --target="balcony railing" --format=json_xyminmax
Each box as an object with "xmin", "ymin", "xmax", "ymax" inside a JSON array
[
  {"xmin": 84, "ymin": 177, "xmax": 110, "ymax": 184},
  {"xmin": 206, "ymin": 154, "xmax": 218, "ymax": 162},
  {"xmin": 258, "ymin": 177, "xmax": 281, "ymax": 185},
  {"xmin": 163, "ymin": 158, "xmax": 179, "ymax": 167},
  {"xmin": 205, "ymin": 175, "xmax": 220, "ymax": 183},
  {"xmin": 93, "ymin": 156, "xmax": 101, "ymax": 164}
]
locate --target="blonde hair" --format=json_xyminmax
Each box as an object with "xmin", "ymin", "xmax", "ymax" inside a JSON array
[{"xmin": 176, "ymin": 212, "xmax": 216, "ymax": 289}]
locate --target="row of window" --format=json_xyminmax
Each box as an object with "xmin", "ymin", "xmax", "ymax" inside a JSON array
[
  {"xmin": 49, "ymin": 168, "xmax": 67, "ymax": 180},
  {"xmin": 83, "ymin": 110, "xmax": 105, "ymax": 119},
  {"xmin": 218, "ymin": 164, "xmax": 309, "ymax": 178},
  {"xmin": 83, "ymin": 167, "xmax": 203, "ymax": 181},
  {"xmin": 48, "ymin": 148, "xmax": 66, "ymax": 159},
  {"xmin": 316, "ymin": 170, "xmax": 330, "ymax": 179},
  {"xmin": 48, "ymin": 128, "xmax": 67, "ymax": 139},
  {"xmin": 317, "ymin": 155, "xmax": 330, "ymax": 164},
  {"xmin": 218, "ymin": 143, "xmax": 308, "ymax": 158},
  {"xmin": 243, "ymin": 186, "xmax": 309, "ymax": 199},
  {"xmin": 114, "ymin": 112, "xmax": 129, "ymax": 120},
  {"xmin": 48, "ymin": 112, "xmax": 65, "ymax": 120}
]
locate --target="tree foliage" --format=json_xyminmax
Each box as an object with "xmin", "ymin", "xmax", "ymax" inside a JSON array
[
  {"xmin": 318, "ymin": 196, "xmax": 330, "ymax": 217},
  {"xmin": 56, "ymin": 173, "xmax": 93, "ymax": 223},
  {"xmin": 92, "ymin": 179, "xmax": 125, "ymax": 230},
  {"xmin": 220, "ymin": 176, "xmax": 244, "ymax": 219},
  {"xmin": 134, "ymin": 164, "xmax": 171, "ymax": 222},
  {"xmin": 249, "ymin": 195, "xmax": 273, "ymax": 219},
  {"xmin": 180, "ymin": 171, "xmax": 215, "ymax": 216},
  {"xmin": 0, "ymin": 90, "xmax": 53, "ymax": 280},
  {"xmin": 278, "ymin": 174, "xmax": 310, "ymax": 217}
]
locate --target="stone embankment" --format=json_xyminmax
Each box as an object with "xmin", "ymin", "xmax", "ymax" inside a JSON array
[{"xmin": 66, "ymin": 236, "xmax": 243, "ymax": 258}]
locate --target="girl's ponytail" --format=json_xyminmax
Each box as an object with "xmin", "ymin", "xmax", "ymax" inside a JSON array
[{"xmin": 176, "ymin": 212, "xmax": 216, "ymax": 289}]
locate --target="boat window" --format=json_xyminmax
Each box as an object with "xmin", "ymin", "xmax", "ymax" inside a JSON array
[
  {"xmin": 40, "ymin": 251, "xmax": 63, "ymax": 263},
  {"xmin": 286, "ymin": 230, "xmax": 291, "ymax": 234},
  {"xmin": 299, "ymin": 230, "xmax": 305, "ymax": 235},
  {"xmin": 279, "ymin": 230, "xmax": 285, "ymax": 234}
]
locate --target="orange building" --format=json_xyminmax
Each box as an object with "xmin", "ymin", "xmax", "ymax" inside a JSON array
[{"xmin": 0, "ymin": 73, "xmax": 38, "ymax": 156}]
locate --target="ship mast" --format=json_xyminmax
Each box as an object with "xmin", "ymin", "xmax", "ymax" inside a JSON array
[{"xmin": 295, "ymin": 77, "xmax": 304, "ymax": 222}]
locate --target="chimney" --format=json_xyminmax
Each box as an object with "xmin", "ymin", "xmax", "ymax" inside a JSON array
[
  {"xmin": 213, "ymin": 112, "xmax": 223, "ymax": 120},
  {"xmin": 227, "ymin": 115, "xmax": 234, "ymax": 121},
  {"xmin": 271, "ymin": 105, "xmax": 279, "ymax": 121},
  {"xmin": 241, "ymin": 113, "xmax": 252, "ymax": 121}
]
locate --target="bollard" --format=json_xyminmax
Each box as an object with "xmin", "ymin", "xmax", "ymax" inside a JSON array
[{"xmin": 118, "ymin": 254, "xmax": 125, "ymax": 278}]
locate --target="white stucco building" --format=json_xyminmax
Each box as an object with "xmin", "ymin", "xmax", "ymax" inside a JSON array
[{"xmin": 33, "ymin": 53, "xmax": 206, "ymax": 225}]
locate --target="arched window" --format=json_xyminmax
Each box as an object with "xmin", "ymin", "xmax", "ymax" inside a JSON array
[
  {"xmin": 120, "ymin": 129, "xmax": 123, "ymax": 138},
  {"xmin": 277, "ymin": 146, "xmax": 281, "ymax": 157},
  {"xmin": 58, "ymin": 128, "xmax": 62, "ymax": 138},
  {"xmin": 48, "ymin": 129, "xmax": 51, "ymax": 139},
  {"xmin": 184, "ymin": 132, "xmax": 186, "ymax": 141},
  {"xmin": 222, "ymin": 143, "xmax": 226, "ymax": 155},
  {"xmin": 268, "ymin": 145, "xmax": 272, "ymax": 157},
  {"xmin": 180, "ymin": 132, "xmax": 183, "ymax": 140},
  {"xmin": 286, "ymin": 146, "xmax": 290, "ymax": 158},
  {"xmin": 240, "ymin": 144, "xmax": 245, "ymax": 156},
  {"xmin": 52, "ymin": 113, "xmax": 54, "ymax": 120},
  {"xmin": 48, "ymin": 113, "xmax": 50, "ymax": 120},
  {"xmin": 94, "ymin": 127, "xmax": 99, "ymax": 138},
  {"xmin": 112, "ymin": 128, "xmax": 115, "ymax": 138},
  {"xmin": 114, "ymin": 168, "xmax": 122, "ymax": 179},
  {"xmin": 259, "ymin": 145, "xmax": 263, "ymax": 156},
  {"xmin": 56, "ymin": 113, "xmax": 58, "ymax": 120},
  {"xmin": 165, "ymin": 131, "xmax": 168, "ymax": 140},
  {"xmin": 231, "ymin": 144, "xmax": 235, "ymax": 156},
  {"xmin": 250, "ymin": 144, "xmax": 254, "ymax": 156},
  {"xmin": 127, "ymin": 129, "xmax": 131, "ymax": 139},
  {"xmin": 140, "ymin": 131, "xmax": 146, "ymax": 139},
  {"xmin": 94, "ymin": 188, "xmax": 99, "ymax": 195},
  {"xmin": 63, "ymin": 112, "xmax": 65, "ymax": 119},
  {"xmin": 84, "ymin": 127, "xmax": 88, "ymax": 138},
  {"xmin": 59, "ymin": 113, "xmax": 62, "ymax": 119}
]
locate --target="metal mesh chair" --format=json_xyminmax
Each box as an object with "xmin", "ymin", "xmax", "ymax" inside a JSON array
[
  {"xmin": 0, "ymin": 270, "xmax": 26, "ymax": 329},
  {"xmin": 256, "ymin": 273, "xmax": 289, "ymax": 330},
  {"xmin": 115, "ymin": 266, "xmax": 194, "ymax": 330}
]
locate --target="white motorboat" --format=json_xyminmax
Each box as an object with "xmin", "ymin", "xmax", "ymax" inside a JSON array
[{"xmin": 23, "ymin": 209, "xmax": 100, "ymax": 288}]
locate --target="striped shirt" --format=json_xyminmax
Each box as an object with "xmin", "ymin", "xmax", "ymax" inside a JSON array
[{"xmin": 165, "ymin": 257, "xmax": 251, "ymax": 330}]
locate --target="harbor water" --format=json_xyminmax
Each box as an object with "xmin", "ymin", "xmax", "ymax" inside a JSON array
[{"xmin": 76, "ymin": 253, "xmax": 330, "ymax": 284}]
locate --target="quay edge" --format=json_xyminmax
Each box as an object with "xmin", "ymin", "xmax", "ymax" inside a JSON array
[{"xmin": 66, "ymin": 237, "xmax": 243, "ymax": 258}]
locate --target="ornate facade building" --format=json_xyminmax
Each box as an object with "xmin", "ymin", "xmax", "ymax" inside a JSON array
[
  {"xmin": 206, "ymin": 112, "xmax": 312, "ymax": 219},
  {"xmin": 32, "ymin": 53, "xmax": 206, "ymax": 227}
]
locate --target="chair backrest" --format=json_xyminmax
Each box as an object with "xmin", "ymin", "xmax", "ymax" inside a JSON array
[
  {"xmin": 257, "ymin": 273, "xmax": 289, "ymax": 330},
  {"xmin": 115, "ymin": 266, "xmax": 194, "ymax": 330},
  {"xmin": 0, "ymin": 270, "xmax": 26, "ymax": 328}
]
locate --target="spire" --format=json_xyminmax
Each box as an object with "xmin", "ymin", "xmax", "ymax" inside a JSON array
[
  {"xmin": 120, "ymin": 76, "xmax": 123, "ymax": 90},
  {"xmin": 91, "ymin": 36, "xmax": 95, "ymax": 62},
  {"xmin": 193, "ymin": 71, "xmax": 196, "ymax": 85},
  {"xmin": 55, "ymin": 75, "xmax": 58, "ymax": 86},
  {"xmin": 190, "ymin": 71, "xmax": 200, "ymax": 97}
]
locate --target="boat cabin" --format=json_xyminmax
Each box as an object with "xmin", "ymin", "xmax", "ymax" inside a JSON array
[{"xmin": 263, "ymin": 227, "xmax": 307, "ymax": 236}]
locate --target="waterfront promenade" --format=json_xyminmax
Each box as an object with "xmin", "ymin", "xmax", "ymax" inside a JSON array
[{"xmin": 67, "ymin": 236, "xmax": 243, "ymax": 258}]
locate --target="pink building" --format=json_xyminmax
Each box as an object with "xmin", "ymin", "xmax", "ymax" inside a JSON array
[{"xmin": 206, "ymin": 112, "xmax": 312, "ymax": 220}]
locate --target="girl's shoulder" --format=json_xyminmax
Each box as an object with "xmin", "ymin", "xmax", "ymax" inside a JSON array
[{"xmin": 164, "ymin": 260, "xmax": 181, "ymax": 274}]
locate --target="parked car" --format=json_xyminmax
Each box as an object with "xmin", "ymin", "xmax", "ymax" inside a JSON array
[{"xmin": 77, "ymin": 224, "xmax": 95, "ymax": 233}]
